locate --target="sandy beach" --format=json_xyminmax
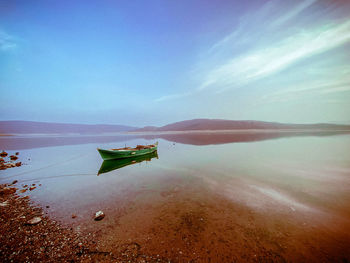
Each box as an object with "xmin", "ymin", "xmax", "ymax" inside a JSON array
[{"xmin": 1, "ymin": 180, "xmax": 349, "ymax": 262}]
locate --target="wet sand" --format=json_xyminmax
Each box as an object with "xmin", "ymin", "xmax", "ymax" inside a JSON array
[
  {"xmin": 2, "ymin": 181, "xmax": 349, "ymax": 262},
  {"xmin": 0, "ymin": 172, "xmax": 350, "ymax": 262},
  {"xmin": 75, "ymin": 178, "xmax": 350, "ymax": 263}
]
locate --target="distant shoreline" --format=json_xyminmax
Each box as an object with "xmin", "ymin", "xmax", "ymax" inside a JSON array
[
  {"xmin": 126, "ymin": 128, "xmax": 350, "ymax": 135},
  {"xmin": 1, "ymin": 129, "xmax": 350, "ymax": 137}
]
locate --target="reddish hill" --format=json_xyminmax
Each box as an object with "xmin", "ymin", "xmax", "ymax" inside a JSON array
[
  {"xmin": 135, "ymin": 119, "xmax": 350, "ymax": 132},
  {"xmin": 0, "ymin": 121, "xmax": 137, "ymax": 134}
]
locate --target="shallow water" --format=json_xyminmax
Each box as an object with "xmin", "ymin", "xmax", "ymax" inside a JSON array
[{"xmin": 1, "ymin": 132, "xmax": 350, "ymax": 261}]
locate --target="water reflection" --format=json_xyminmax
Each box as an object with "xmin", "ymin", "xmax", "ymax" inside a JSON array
[
  {"xmin": 1, "ymin": 130, "xmax": 349, "ymax": 150},
  {"xmin": 98, "ymin": 151, "xmax": 158, "ymax": 175},
  {"xmin": 142, "ymin": 130, "xmax": 350, "ymax": 145}
]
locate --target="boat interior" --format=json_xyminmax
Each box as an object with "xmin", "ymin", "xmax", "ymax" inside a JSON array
[{"xmin": 111, "ymin": 144, "xmax": 156, "ymax": 151}]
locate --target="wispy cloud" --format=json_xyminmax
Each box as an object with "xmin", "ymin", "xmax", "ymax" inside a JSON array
[
  {"xmin": 0, "ymin": 30, "xmax": 17, "ymax": 51},
  {"xmin": 271, "ymin": 0, "xmax": 318, "ymax": 27},
  {"xmin": 199, "ymin": 19, "xmax": 350, "ymax": 93},
  {"xmin": 154, "ymin": 91, "xmax": 192, "ymax": 102},
  {"xmin": 154, "ymin": 0, "xmax": 350, "ymax": 103}
]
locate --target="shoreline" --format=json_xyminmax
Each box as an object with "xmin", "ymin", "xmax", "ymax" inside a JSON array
[
  {"xmin": 1, "ymin": 181, "xmax": 349, "ymax": 262},
  {"xmin": 0, "ymin": 184, "xmax": 99, "ymax": 262},
  {"xmin": 2, "ymin": 128, "xmax": 350, "ymax": 137},
  {"xmin": 0, "ymin": 184, "xmax": 177, "ymax": 262}
]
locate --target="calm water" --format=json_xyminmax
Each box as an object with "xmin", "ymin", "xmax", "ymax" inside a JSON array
[{"xmin": 1, "ymin": 132, "xmax": 350, "ymax": 260}]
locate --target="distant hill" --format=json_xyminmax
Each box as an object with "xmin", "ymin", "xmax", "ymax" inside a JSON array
[
  {"xmin": 0, "ymin": 121, "xmax": 138, "ymax": 134},
  {"xmin": 135, "ymin": 119, "xmax": 350, "ymax": 132}
]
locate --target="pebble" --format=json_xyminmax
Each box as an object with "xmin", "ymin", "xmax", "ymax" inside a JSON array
[
  {"xmin": 10, "ymin": 155, "xmax": 18, "ymax": 160},
  {"xmin": 0, "ymin": 200, "xmax": 9, "ymax": 207},
  {"xmin": 27, "ymin": 217, "xmax": 42, "ymax": 225},
  {"xmin": 94, "ymin": 211, "xmax": 105, "ymax": 221},
  {"xmin": 12, "ymin": 180, "xmax": 18, "ymax": 185},
  {"xmin": 0, "ymin": 187, "xmax": 17, "ymax": 195}
]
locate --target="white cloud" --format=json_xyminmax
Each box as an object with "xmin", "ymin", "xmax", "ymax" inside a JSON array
[
  {"xmin": 154, "ymin": 91, "xmax": 192, "ymax": 102},
  {"xmin": 200, "ymin": 20, "xmax": 350, "ymax": 93},
  {"xmin": 0, "ymin": 30, "xmax": 17, "ymax": 51},
  {"xmin": 155, "ymin": 0, "xmax": 350, "ymax": 103},
  {"xmin": 271, "ymin": 0, "xmax": 318, "ymax": 27}
]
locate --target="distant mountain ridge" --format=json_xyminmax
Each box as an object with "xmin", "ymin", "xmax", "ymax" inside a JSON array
[
  {"xmin": 0, "ymin": 121, "xmax": 137, "ymax": 134},
  {"xmin": 1, "ymin": 119, "xmax": 350, "ymax": 135},
  {"xmin": 135, "ymin": 119, "xmax": 350, "ymax": 132}
]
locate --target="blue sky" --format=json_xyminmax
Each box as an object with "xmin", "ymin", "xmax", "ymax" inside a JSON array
[{"xmin": 1, "ymin": 0, "xmax": 350, "ymax": 126}]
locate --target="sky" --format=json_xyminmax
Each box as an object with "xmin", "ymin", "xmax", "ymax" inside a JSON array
[{"xmin": 0, "ymin": 0, "xmax": 350, "ymax": 126}]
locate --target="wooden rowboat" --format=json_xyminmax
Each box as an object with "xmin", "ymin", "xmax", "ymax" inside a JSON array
[{"xmin": 97, "ymin": 142, "xmax": 158, "ymax": 161}]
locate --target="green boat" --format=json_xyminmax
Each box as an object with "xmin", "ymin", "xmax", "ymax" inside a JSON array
[
  {"xmin": 98, "ymin": 151, "xmax": 158, "ymax": 175},
  {"xmin": 97, "ymin": 142, "xmax": 158, "ymax": 161}
]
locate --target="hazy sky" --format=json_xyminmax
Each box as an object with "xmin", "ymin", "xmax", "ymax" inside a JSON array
[{"xmin": 1, "ymin": 0, "xmax": 350, "ymax": 126}]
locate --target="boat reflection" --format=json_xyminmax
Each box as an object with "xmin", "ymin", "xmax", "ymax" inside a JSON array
[{"xmin": 97, "ymin": 151, "xmax": 158, "ymax": 175}]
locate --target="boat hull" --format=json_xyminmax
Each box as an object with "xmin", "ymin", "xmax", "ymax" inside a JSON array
[
  {"xmin": 98, "ymin": 151, "xmax": 158, "ymax": 175},
  {"xmin": 97, "ymin": 146, "xmax": 157, "ymax": 161}
]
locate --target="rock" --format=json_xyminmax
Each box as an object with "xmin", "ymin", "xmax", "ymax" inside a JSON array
[
  {"xmin": 10, "ymin": 155, "xmax": 18, "ymax": 160},
  {"xmin": 29, "ymin": 186, "xmax": 36, "ymax": 191},
  {"xmin": 0, "ymin": 187, "xmax": 17, "ymax": 195},
  {"xmin": 15, "ymin": 162, "xmax": 22, "ymax": 167},
  {"xmin": 20, "ymin": 189, "xmax": 27, "ymax": 193},
  {"xmin": 26, "ymin": 217, "xmax": 42, "ymax": 225},
  {"xmin": 72, "ymin": 214, "xmax": 77, "ymax": 219},
  {"xmin": 0, "ymin": 151, "xmax": 7, "ymax": 157},
  {"xmin": 12, "ymin": 180, "xmax": 18, "ymax": 185},
  {"xmin": 0, "ymin": 158, "xmax": 4, "ymax": 163},
  {"xmin": 0, "ymin": 200, "xmax": 9, "ymax": 207},
  {"xmin": 15, "ymin": 152, "xmax": 19, "ymax": 155},
  {"xmin": 94, "ymin": 211, "xmax": 105, "ymax": 221}
]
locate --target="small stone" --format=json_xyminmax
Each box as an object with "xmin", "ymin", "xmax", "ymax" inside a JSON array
[
  {"xmin": 94, "ymin": 210, "xmax": 105, "ymax": 221},
  {"xmin": 15, "ymin": 162, "xmax": 22, "ymax": 167},
  {"xmin": 10, "ymin": 155, "xmax": 18, "ymax": 160},
  {"xmin": 15, "ymin": 152, "xmax": 19, "ymax": 155},
  {"xmin": 26, "ymin": 217, "xmax": 42, "ymax": 225},
  {"xmin": 0, "ymin": 200, "xmax": 9, "ymax": 207},
  {"xmin": 0, "ymin": 158, "xmax": 4, "ymax": 163},
  {"xmin": 0, "ymin": 151, "xmax": 7, "ymax": 157},
  {"xmin": 72, "ymin": 214, "xmax": 77, "ymax": 219},
  {"xmin": 12, "ymin": 180, "xmax": 18, "ymax": 185},
  {"xmin": 46, "ymin": 205, "xmax": 50, "ymax": 208},
  {"xmin": 29, "ymin": 187, "xmax": 36, "ymax": 191},
  {"xmin": 0, "ymin": 187, "xmax": 17, "ymax": 195}
]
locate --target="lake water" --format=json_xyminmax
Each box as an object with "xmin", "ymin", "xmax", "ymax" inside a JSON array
[{"xmin": 1, "ymin": 132, "xmax": 350, "ymax": 262}]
